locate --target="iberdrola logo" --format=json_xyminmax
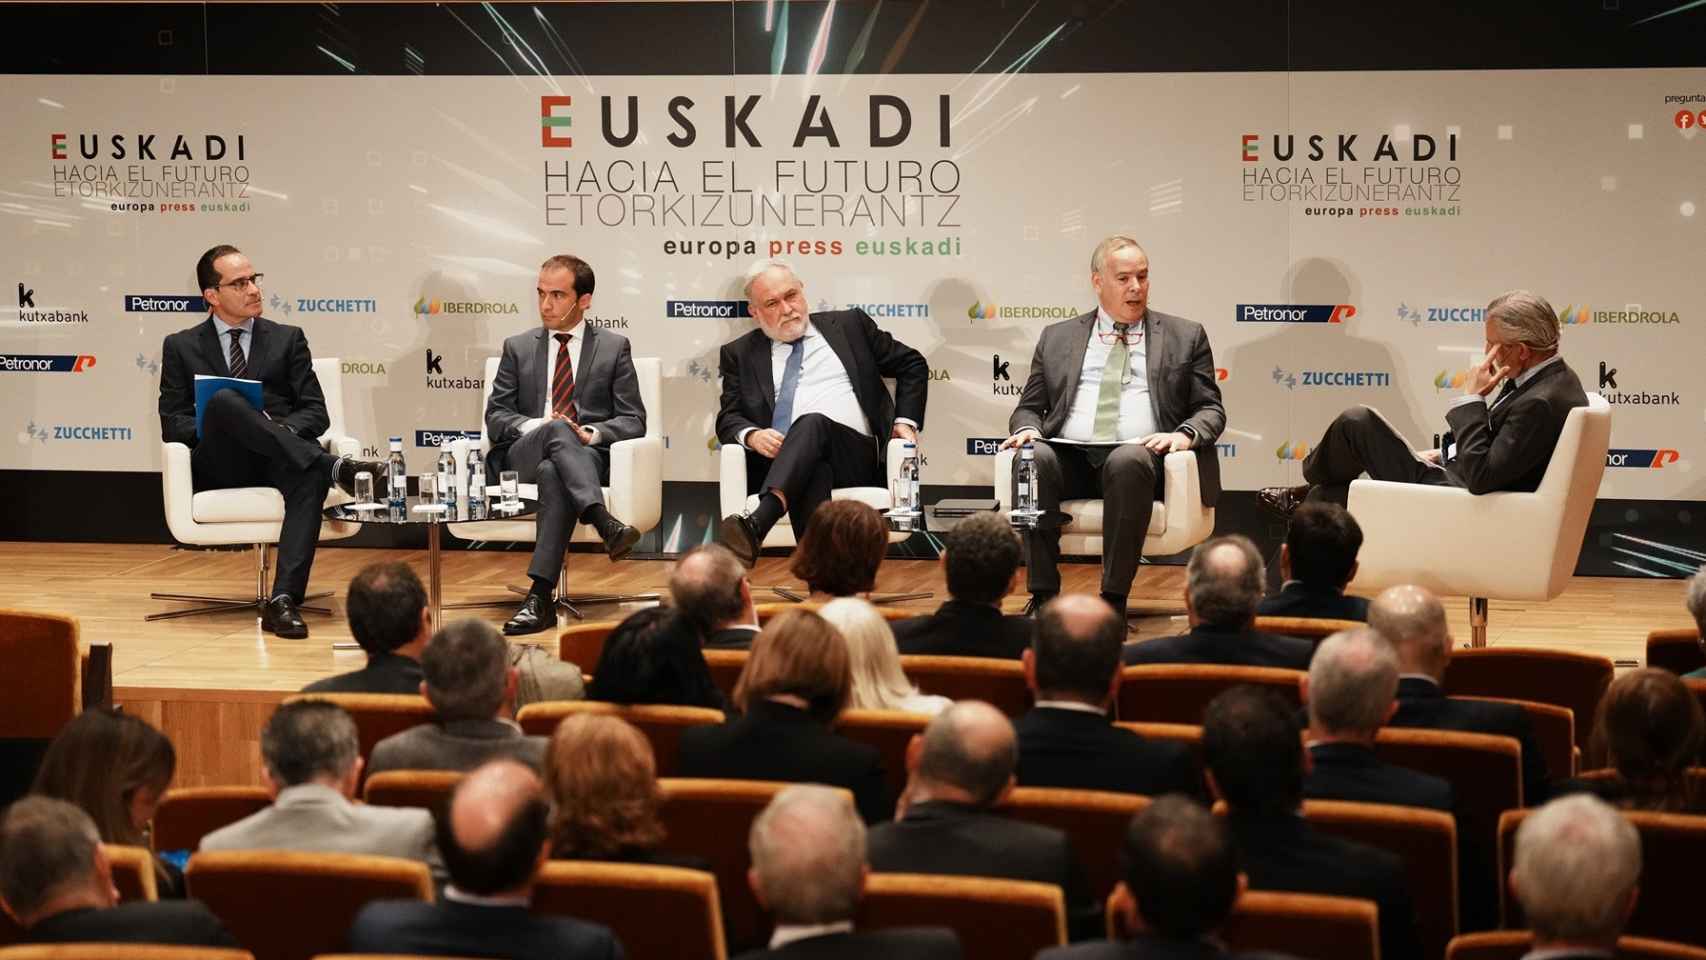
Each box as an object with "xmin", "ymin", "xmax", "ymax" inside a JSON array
[
  {"xmin": 414, "ymin": 297, "xmax": 443, "ymax": 316},
  {"xmin": 1557, "ymin": 305, "xmax": 1591, "ymax": 325},
  {"xmin": 967, "ymin": 301, "xmax": 997, "ymax": 320},
  {"xmin": 1275, "ymin": 441, "xmax": 1309, "ymax": 461},
  {"xmin": 1433, "ymin": 369, "xmax": 1470, "ymax": 391}
]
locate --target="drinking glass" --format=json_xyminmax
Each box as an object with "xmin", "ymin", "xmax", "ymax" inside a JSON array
[
  {"xmin": 418, "ymin": 472, "xmax": 438, "ymax": 505},
  {"xmin": 353, "ymin": 471, "xmax": 373, "ymax": 506},
  {"xmin": 500, "ymin": 470, "xmax": 520, "ymax": 507}
]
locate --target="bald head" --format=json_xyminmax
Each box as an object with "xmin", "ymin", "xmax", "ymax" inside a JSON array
[
  {"xmin": 914, "ymin": 700, "xmax": 1017, "ymax": 806},
  {"xmin": 1186, "ymin": 536, "xmax": 1264, "ymax": 628},
  {"xmin": 439, "ymin": 760, "xmax": 548, "ymax": 896},
  {"xmin": 1031, "ymin": 594, "xmax": 1123, "ymax": 705},
  {"xmin": 1370, "ymin": 585, "xmax": 1450, "ymax": 679},
  {"xmin": 669, "ymin": 543, "xmax": 749, "ymax": 634}
]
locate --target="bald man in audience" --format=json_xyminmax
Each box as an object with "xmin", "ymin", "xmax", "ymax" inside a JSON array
[
  {"xmin": 347, "ymin": 760, "xmax": 621, "ymax": 960},
  {"xmin": 1508, "ymin": 794, "xmax": 1641, "ymax": 960},
  {"xmin": 1123, "ymin": 535, "xmax": 1314, "ymax": 669},
  {"xmin": 670, "ymin": 543, "xmax": 761, "ymax": 649}
]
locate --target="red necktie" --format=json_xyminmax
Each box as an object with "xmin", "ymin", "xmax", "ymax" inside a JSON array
[{"xmin": 551, "ymin": 333, "xmax": 575, "ymax": 417}]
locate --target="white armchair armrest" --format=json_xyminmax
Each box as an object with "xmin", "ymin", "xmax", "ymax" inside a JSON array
[
  {"xmin": 608, "ymin": 435, "xmax": 663, "ymax": 533},
  {"xmin": 1347, "ymin": 479, "xmax": 1560, "ymax": 599}
]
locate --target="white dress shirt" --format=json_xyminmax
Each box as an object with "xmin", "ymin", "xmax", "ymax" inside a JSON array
[
  {"xmin": 522, "ymin": 321, "xmax": 605, "ymax": 443},
  {"xmin": 769, "ymin": 921, "xmax": 855, "ymax": 949},
  {"xmin": 208, "ymin": 314, "xmax": 255, "ymax": 375},
  {"xmin": 1058, "ymin": 307, "xmax": 1159, "ymax": 442}
]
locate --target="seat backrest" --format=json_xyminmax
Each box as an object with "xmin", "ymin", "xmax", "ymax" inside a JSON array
[
  {"xmin": 834, "ymin": 709, "xmax": 929, "ymax": 801},
  {"xmin": 103, "ymin": 843, "xmax": 160, "ymax": 903},
  {"xmin": 311, "ymin": 357, "xmax": 345, "ymax": 441},
  {"xmin": 996, "ymin": 787, "xmax": 1149, "ymax": 905},
  {"xmin": 360, "ymin": 769, "xmax": 462, "ymax": 812},
  {"xmin": 1534, "ymin": 394, "xmax": 1611, "ymax": 596},
  {"xmin": 1452, "ymin": 694, "xmax": 1577, "ymax": 780},
  {"xmin": 0, "ymin": 608, "xmax": 79, "ymax": 737},
  {"xmin": 558, "ymin": 621, "xmax": 619, "ymax": 673},
  {"xmin": 1442, "ymin": 646, "xmax": 1613, "ymax": 750},
  {"xmin": 857, "ymin": 873, "xmax": 1066, "ymax": 960},
  {"xmin": 0, "ymin": 947, "xmax": 256, "ymax": 960},
  {"xmin": 1301, "ymin": 799, "xmax": 1458, "ymax": 960},
  {"xmin": 1375, "ymin": 726, "xmax": 1523, "ymax": 819},
  {"xmin": 533, "ymin": 860, "xmax": 726, "ymax": 960},
  {"xmin": 704, "ymin": 649, "xmax": 748, "ymax": 702},
  {"xmin": 514, "ymin": 701, "xmax": 723, "ymax": 776},
  {"xmin": 898, "ymin": 655, "xmax": 1031, "ymax": 717},
  {"xmin": 1220, "ymin": 889, "xmax": 1379, "ymax": 960},
  {"xmin": 1116, "ymin": 664, "xmax": 1304, "ymax": 725},
  {"xmin": 1446, "ymin": 929, "xmax": 1532, "ymax": 960},
  {"xmin": 477, "ymin": 356, "xmax": 663, "ymax": 450},
  {"xmin": 1252, "ymin": 616, "xmax": 1363, "ymax": 641},
  {"xmin": 152, "ymin": 786, "xmax": 272, "ymax": 853},
  {"xmin": 1646, "ymin": 628, "xmax": 1704, "ymax": 675},
  {"xmin": 186, "ymin": 850, "xmax": 431, "ymax": 960},
  {"xmin": 282, "ymin": 693, "xmax": 437, "ymax": 771}
]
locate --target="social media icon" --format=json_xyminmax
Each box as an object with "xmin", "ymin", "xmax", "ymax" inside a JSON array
[{"xmin": 1677, "ymin": 109, "xmax": 1697, "ymax": 130}]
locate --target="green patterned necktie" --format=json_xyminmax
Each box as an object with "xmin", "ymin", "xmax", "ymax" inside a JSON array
[{"xmin": 1090, "ymin": 322, "xmax": 1130, "ymax": 441}]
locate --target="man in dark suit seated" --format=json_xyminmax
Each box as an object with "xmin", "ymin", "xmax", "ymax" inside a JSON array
[
  {"xmin": 0, "ymin": 796, "xmax": 236, "ymax": 947},
  {"xmin": 867, "ymin": 701, "xmax": 1098, "ymax": 940},
  {"xmin": 1682, "ymin": 566, "xmax": 1706, "ymax": 680},
  {"xmin": 302, "ymin": 562, "xmax": 429, "ymax": 694},
  {"xmin": 1202, "ymin": 687, "xmax": 1421, "ymax": 960},
  {"xmin": 669, "ymin": 544, "xmax": 760, "ymax": 649},
  {"xmin": 1261, "ymin": 290, "xmax": 1589, "ymax": 515},
  {"xmin": 1123, "ymin": 536, "xmax": 1314, "ymax": 669},
  {"xmin": 1017, "ymin": 595, "xmax": 1199, "ymax": 797},
  {"xmin": 735, "ymin": 784, "xmax": 960, "ymax": 960},
  {"xmin": 1302, "ymin": 628, "xmax": 1453, "ymax": 813},
  {"xmin": 348, "ymin": 759, "xmax": 621, "ymax": 960},
  {"xmin": 158, "ymin": 244, "xmax": 385, "ymax": 638},
  {"xmin": 1257, "ymin": 503, "xmax": 1368, "ymax": 622},
  {"xmin": 715, "ymin": 259, "xmax": 929, "ymax": 566},
  {"xmin": 1508, "ymin": 795, "xmax": 1641, "ymax": 960},
  {"xmin": 893, "ymin": 512, "xmax": 1032, "ymax": 659}
]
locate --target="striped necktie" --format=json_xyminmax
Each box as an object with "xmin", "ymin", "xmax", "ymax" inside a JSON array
[
  {"xmin": 551, "ymin": 333, "xmax": 576, "ymax": 417},
  {"xmin": 226, "ymin": 328, "xmax": 248, "ymax": 379}
]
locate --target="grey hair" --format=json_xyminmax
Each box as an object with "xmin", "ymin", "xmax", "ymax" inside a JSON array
[
  {"xmin": 0, "ymin": 796, "xmax": 102, "ymax": 920},
  {"xmin": 743, "ymin": 258, "xmax": 798, "ymax": 299},
  {"xmin": 1090, "ymin": 235, "xmax": 1146, "ymax": 276},
  {"xmin": 1687, "ymin": 565, "xmax": 1706, "ymax": 643},
  {"xmin": 1512, "ymin": 794, "xmax": 1640, "ymax": 944},
  {"xmin": 1369, "ymin": 585, "xmax": 1450, "ymax": 679},
  {"xmin": 669, "ymin": 543, "xmax": 749, "ymax": 635},
  {"xmin": 1186, "ymin": 536, "xmax": 1265, "ymax": 628},
  {"xmin": 748, "ymin": 784, "xmax": 866, "ymax": 925},
  {"xmin": 422, "ymin": 618, "xmax": 510, "ymax": 723},
  {"xmin": 1486, "ymin": 289, "xmax": 1561, "ymax": 353},
  {"xmin": 262, "ymin": 700, "xmax": 361, "ymax": 786},
  {"xmin": 1307, "ymin": 628, "xmax": 1399, "ymax": 736}
]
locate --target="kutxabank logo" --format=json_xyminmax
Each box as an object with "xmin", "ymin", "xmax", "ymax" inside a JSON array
[
  {"xmin": 1237, "ymin": 304, "xmax": 1356, "ymax": 323},
  {"xmin": 14, "ymin": 283, "xmax": 88, "ymax": 323},
  {"xmin": 1597, "ymin": 360, "xmax": 1679, "ymax": 406}
]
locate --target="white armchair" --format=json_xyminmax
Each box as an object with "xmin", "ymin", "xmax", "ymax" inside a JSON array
[
  {"xmin": 718, "ymin": 437, "xmax": 913, "ymax": 551},
  {"xmin": 445, "ymin": 356, "xmax": 663, "ymax": 618},
  {"xmin": 992, "ymin": 446, "xmax": 1216, "ymax": 558},
  {"xmin": 1347, "ymin": 394, "xmax": 1611, "ymax": 647},
  {"xmin": 149, "ymin": 356, "xmax": 360, "ymax": 622}
]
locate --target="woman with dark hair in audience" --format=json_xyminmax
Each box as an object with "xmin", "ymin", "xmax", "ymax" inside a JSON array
[
  {"xmin": 544, "ymin": 713, "xmax": 709, "ymax": 870},
  {"xmin": 676, "ymin": 608, "xmax": 892, "ymax": 822},
  {"xmin": 587, "ymin": 607, "xmax": 724, "ymax": 711},
  {"xmin": 30, "ymin": 707, "xmax": 183, "ymax": 896},
  {"xmin": 788, "ymin": 499, "xmax": 889, "ymax": 600},
  {"xmin": 1579, "ymin": 667, "xmax": 1706, "ymax": 813}
]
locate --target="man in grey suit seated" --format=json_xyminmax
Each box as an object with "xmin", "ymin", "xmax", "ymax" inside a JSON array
[
  {"xmin": 368, "ymin": 619, "xmax": 548, "ymax": 776},
  {"xmin": 486, "ymin": 254, "xmax": 647, "ymax": 636},
  {"xmin": 1001, "ymin": 235, "xmax": 1226, "ymax": 618},
  {"xmin": 201, "ymin": 701, "xmax": 443, "ymax": 883}
]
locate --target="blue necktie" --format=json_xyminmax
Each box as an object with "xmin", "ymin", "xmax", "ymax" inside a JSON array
[{"xmin": 772, "ymin": 337, "xmax": 805, "ymax": 434}]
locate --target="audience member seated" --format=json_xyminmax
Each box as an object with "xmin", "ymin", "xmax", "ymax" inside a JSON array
[
  {"xmin": 1302, "ymin": 628, "xmax": 1453, "ymax": 812},
  {"xmin": 1377, "ymin": 584, "xmax": 1550, "ymax": 804},
  {"xmin": 670, "ymin": 543, "xmax": 761, "ymax": 649},
  {"xmin": 1572, "ymin": 667, "xmax": 1706, "ymax": 813},
  {"xmin": 30, "ymin": 707, "xmax": 182, "ymax": 897},
  {"xmin": 1017, "ymin": 595, "xmax": 1199, "ymax": 797},
  {"xmin": 587, "ymin": 607, "xmax": 725, "ymax": 710},
  {"xmin": 1202, "ymin": 686, "xmax": 1420, "ymax": 960},
  {"xmin": 1509, "ymin": 794, "xmax": 1641, "ymax": 960},
  {"xmin": 893, "ymin": 511, "xmax": 1032, "ymax": 660},
  {"xmin": 1038, "ymin": 796, "xmax": 1248, "ymax": 960},
  {"xmin": 678, "ymin": 608, "xmax": 892, "ymax": 823},
  {"xmin": 200, "ymin": 700, "xmax": 443, "ymax": 883},
  {"xmin": 1257, "ymin": 502, "xmax": 1368, "ymax": 621},
  {"xmin": 543, "ymin": 713, "xmax": 709, "ymax": 871},
  {"xmin": 348, "ymin": 759, "xmax": 622, "ymax": 960},
  {"xmin": 303, "ymin": 561, "xmax": 430, "ymax": 694},
  {"xmin": 1684, "ymin": 565, "xmax": 1706, "ymax": 680},
  {"xmin": 736, "ymin": 784, "xmax": 961, "ymax": 960},
  {"xmin": 788, "ymin": 500, "xmax": 889, "ymax": 600},
  {"xmin": 819, "ymin": 597, "xmax": 952, "ymax": 715},
  {"xmin": 369, "ymin": 619, "xmax": 548, "ymax": 775},
  {"xmin": 0, "ymin": 796, "xmax": 236, "ymax": 947},
  {"xmin": 1122, "ymin": 536, "xmax": 1314, "ymax": 669},
  {"xmin": 867, "ymin": 701, "xmax": 1098, "ymax": 941}
]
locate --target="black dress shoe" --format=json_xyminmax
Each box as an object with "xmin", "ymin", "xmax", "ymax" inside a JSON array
[
  {"xmin": 261, "ymin": 595, "xmax": 308, "ymax": 639},
  {"xmin": 717, "ymin": 513, "xmax": 761, "ymax": 568},
  {"xmin": 1022, "ymin": 593, "xmax": 1057, "ymax": 617},
  {"xmin": 504, "ymin": 593, "xmax": 555, "ymax": 636},
  {"xmin": 598, "ymin": 519, "xmax": 641, "ymax": 562},
  {"xmin": 1257, "ymin": 484, "xmax": 1311, "ymax": 520},
  {"xmin": 334, "ymin": 457, "xmax": 390, "ymax": 498}
]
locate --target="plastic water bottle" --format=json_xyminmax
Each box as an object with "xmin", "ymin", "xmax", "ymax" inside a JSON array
[
  {"xmin": 1015, "ymin": 440, "xmax": 1038, "ymax": 515},
  {"xmin": 894, "ymin": 441, "xmax": 920, "ymax": 515},
  {"xmin": 386, "ymin": 437, "xmax": 407, "ymax": 509},
  {"xmin": 436, "ymin": 443, "xmax": 457, "ymax": 507},
  {"xmin": 465, "ymin": 446, "xmax": 485, "ymax": 518}
]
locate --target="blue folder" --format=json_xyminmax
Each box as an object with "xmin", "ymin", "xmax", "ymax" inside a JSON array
[{"xmin": 193, "ymin": 375, "xmax": 263, "ymax": 438}]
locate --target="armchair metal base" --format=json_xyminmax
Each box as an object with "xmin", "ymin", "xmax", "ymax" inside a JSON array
[
  {"xmin": 146, "ymin": 544, "xmax": 332, "ymax": 622},
  {"xmin": 1468, "ymin": 596, "xmax": 1489, "ymax": 648},
  {"xmin": 444, "ymin": 565, "xmax": 657, "ymax": 621}
]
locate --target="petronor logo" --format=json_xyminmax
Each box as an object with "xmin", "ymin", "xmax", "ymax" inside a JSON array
[{"xmin": 967, "ymin": 301, "xmax": 997, "ymax": 320}]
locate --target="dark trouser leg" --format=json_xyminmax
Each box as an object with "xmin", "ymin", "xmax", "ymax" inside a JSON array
[
  {"xmin": 511, "ymin": 422, "xmax": 613, "ymax": 584},
  {"xmin": 1301, "ymin": 405, "xmax": 1450, "ymax": 505},
  {"xmin": 193, "ymin": 389, "xmax": 327, "ymax": 477},
  {"xmin": 758, "ymin": 414, "xmax": 882, "ymax": 536},
  {"xmin": 268, "ymin": 455, "xmax": 332, "ymax": 602},
  {"xmin": 1018, "ymin": 441, "xmax": 1097, "ymax": 594},
  {"xmin": 1099, "ymin": 443, "xmax": 1162, "ymax": 597},
  {"xmin": 527, "ymin": 461, "xmax": 571, "ymax": 584}
]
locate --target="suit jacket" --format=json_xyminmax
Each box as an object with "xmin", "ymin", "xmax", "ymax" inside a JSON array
[
  {"xmin": 348, "ymin": 898, "xmax": 622, "ymax": 960},
  {"xmin": 1303, "ymin": 741, "xmax": 1454, "ymax": 812},
  {"xmin": 704, "ymin": 625, "xmax": 761, "ymax": 650},
  {"xmin": 893, "ymin": 601, "xmax": 1033, "ymax": 660},
  {"xmin": 301, "ymin": 652, "xmax": 424, "ymax": 695},
  {"xmin": 866, "ymin": 800, "xmax": 1098, "ymax": 940},
  {"xmin": 677, "ymin": 699, "xmax": 892, "ymax": 823},
  {"xmin": 484, "ymin": 324, "xmax": 646, "ymax": 475},
  {"xmin": 1390, "ymin": 676, "xmax": 1549, "ymax": 804},
  {"xmin": 1443, "ymin": 358, "xmax": 1588, "ymax": 494},
  {"xmin": 733, "ymin": 928, "xmax": 962, "ymax": 960},
  {"xmin": 715, "ymin": 308, "xmax": 928, "ymax": 464},
  {"xmin": 1039, "ymin": 933, "xmax": 1285, "ymax": 960},
  {"xmin": 1226, "ymin": 811, "xmax": 1420, "ymax": 960},
  {"xmin": 368, "ymin": 718, "xmax": 548, "ymax": 775},
  {"xmin": 1255, "ymin": 583, "xmax": 1368, "ymax": 622},
  {"xmin": 200, "ymin": 783, "xmax": 443, "ymax": 881},
  {"xmin": 1015, "ymin": 707, "xmax": 1201, "ymax": 798},
  {"xmin": 1009, "ymin": 309, "xmax": 1226, "ymax": 506},
  {"xmin": 158, "ymin": 315, "xmax": 328, "ymax": 447},
  {"xmin": 24, "ymin": 901, "xmax": 236, "ymax": 947},
  {"xmin": 1122, "ymin": 624, "xmax": 1314, "ymax": 670}
]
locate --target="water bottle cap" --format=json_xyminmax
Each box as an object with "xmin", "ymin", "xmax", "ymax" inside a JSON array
[
  {"xmin": 389, "ymin": 437, "xmax": 402, "ymax": 444},
  {"xmin": 903, "ymin": 441, "xmax": 916, "ymax": 449}
]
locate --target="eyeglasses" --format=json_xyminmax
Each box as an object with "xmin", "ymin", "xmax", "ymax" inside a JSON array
[
  {"xmin": 1097, "ymin": 326, "xmax": 1144, "ymax": 347},
  {"xmin": 217, "ymin": 274, "xmax": 264, "ymax": 291}
]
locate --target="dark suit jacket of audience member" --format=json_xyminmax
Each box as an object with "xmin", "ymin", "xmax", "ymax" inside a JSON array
[
  {"xmin": 732, "ymin": 927, "xmax": 963, "ymax": 960},
  {"xmin": 1039, "ymin": 932, "xmax": 1297, "ymax": 960},
  {"xmin": 866, "ymin": 799, "xmax": 1099, "ymax": 941},
  {"xmin": 1255, "ymin": 583, "xmax": 1369, "ymax": 622},
  {"xmin": 893, "ymin": 601, "xmax": 1033, "ymax": 660},
  {"xmin": 367, "ymin": 718, "xmax": 548, "ymax": 775},
  {"xmin": 1303, "ymin": 742, "xmax": 1454, "ymax": 812},
  {"xmin": 1390, "ymin": 676, "xmax": 1549, "ymax": 804},
  {"xmin": 1015, "ymin": 707, "xmax": 1201, "ymax": 798},
  {"xmin": 703, "ymin": 626, "xmax": 760, "ymax": 650},
  {"xmin": 348, "ymin": 899, "xmax": 621, "ymax": 960},
  {"xmin": 301, "ymin": 652, "xmax": 424, "ymax": 695},
  {"xmin": 1225, "ymin": 811, "xmax": 1420, "ymax": 960},
  {"xmin": 23, "ymin": 902, "xmax": 236, "ymax": 948},
  {"xmin": 676, "ymin": 699, "xmax": 892, "ymax": 824},
  {"xmin": 1121, "ymin": 625, "xmax": 1315, "ymax": 670}
]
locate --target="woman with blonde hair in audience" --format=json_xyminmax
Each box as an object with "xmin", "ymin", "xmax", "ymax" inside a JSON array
[
  {"xmin": 789, "ymin": 499, "xmax": 889, "ymax": 600},
  {"xmin": 543, "ymin": 713, "xmax": 707, "ymax": 870},
  {"xmin": 1581, "ymin": 667, "xmax": 1706, "ymax": 813},
  {"xmin": 818, "ymin": 597, "xmax": 950, "ymax": 715}
]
